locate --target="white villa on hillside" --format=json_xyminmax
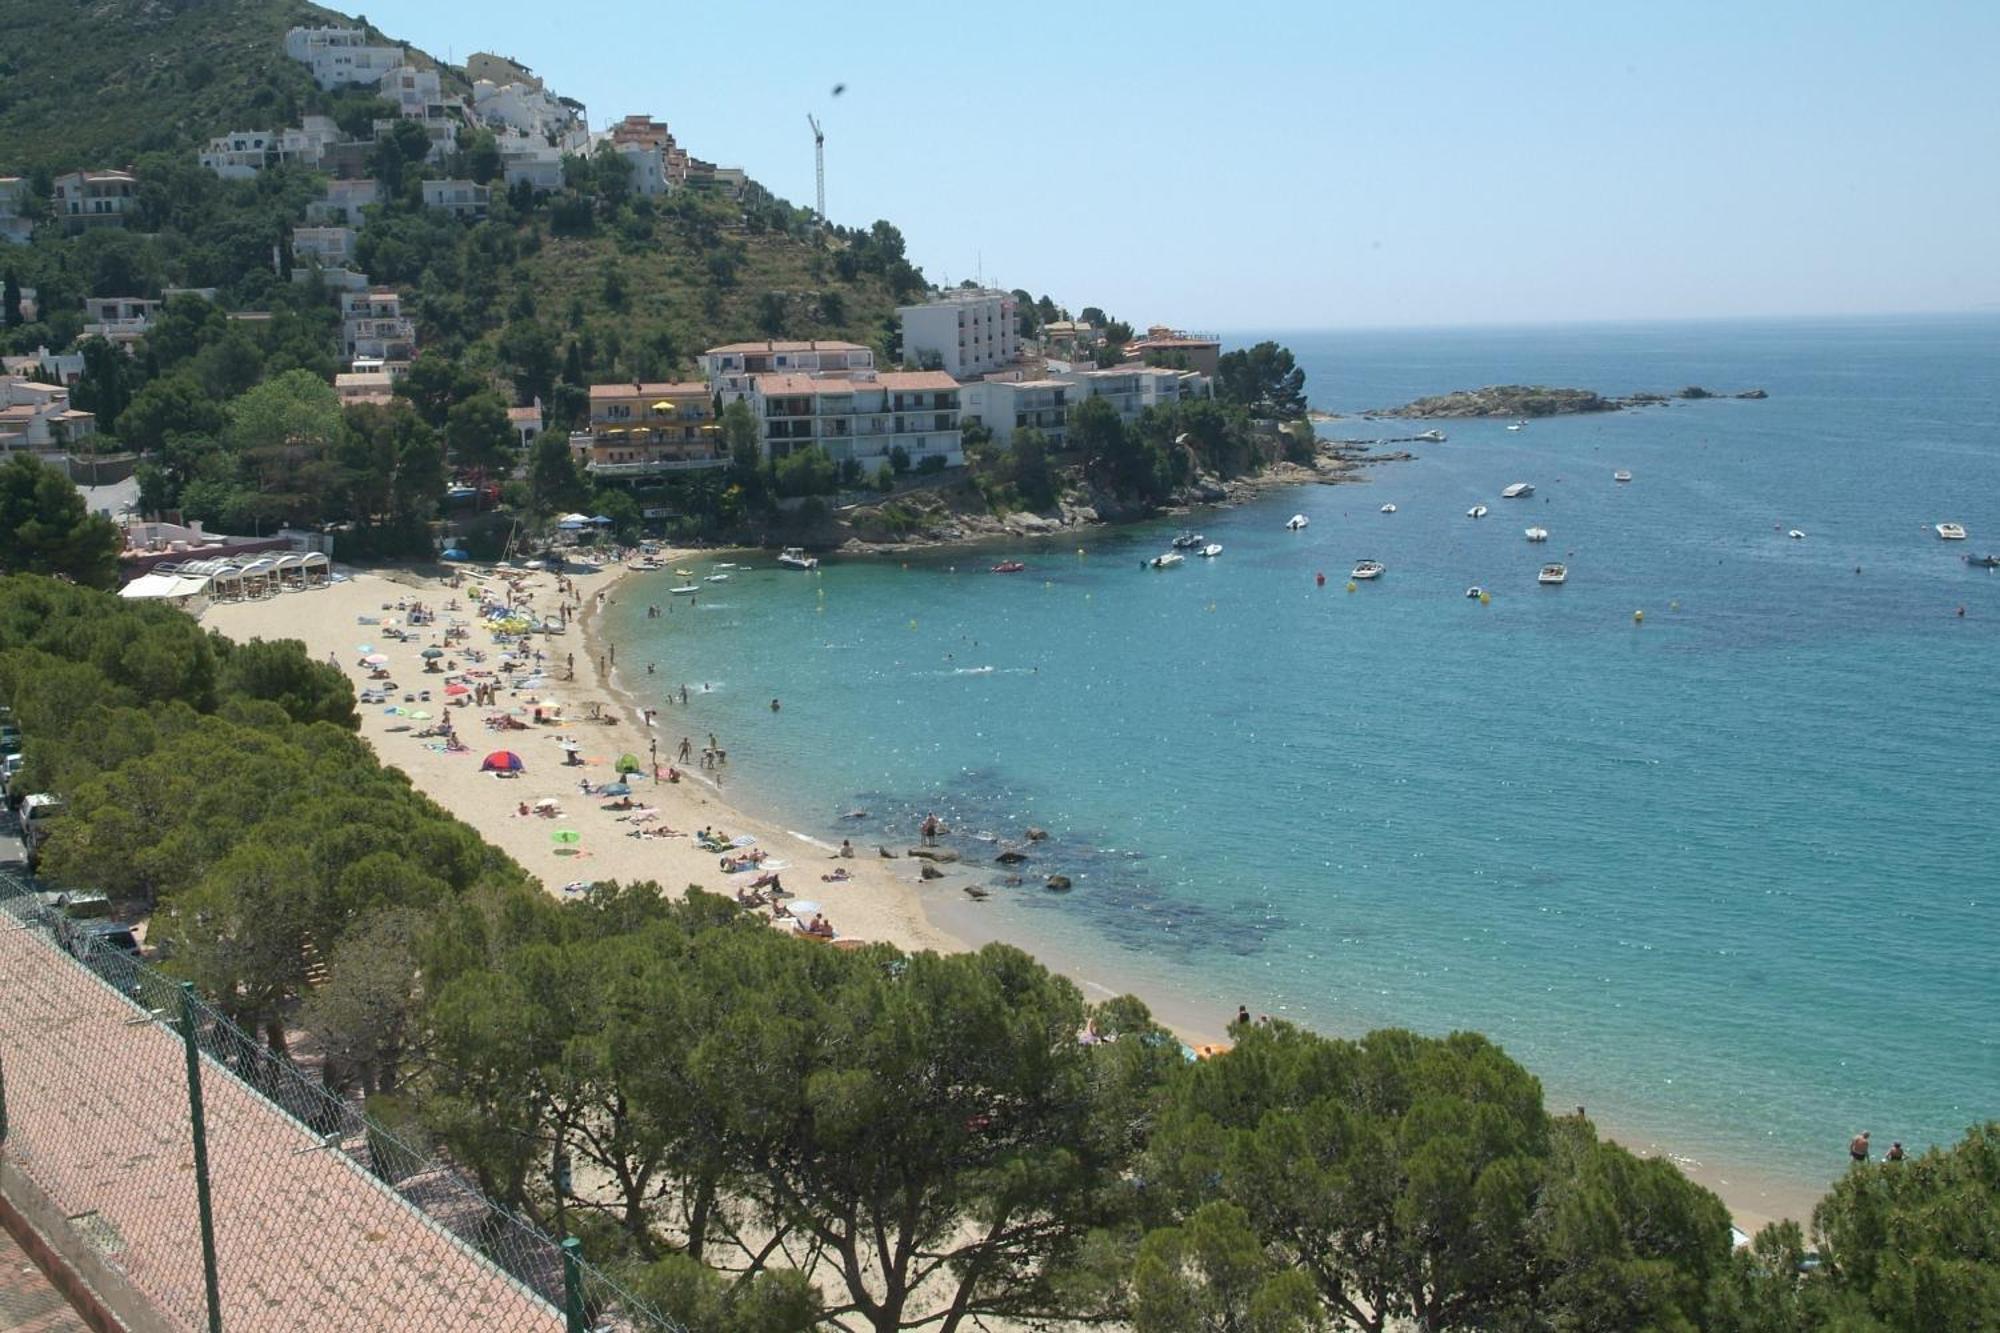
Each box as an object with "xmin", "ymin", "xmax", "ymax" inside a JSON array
[
  {"xmin": 700, "ymin": 339, "xmax": 875, "ymax": 402},
  {"xmin": 898, "ymin": 288, "xmax": 1019, "ymax": 380},
  {"xmin": 959, "ymin": 378, "xmax": 1072, "ymax": 448},
  {"xmin": 284, "ymin": 25, "xmax": 405, "ymax": 89},
  {"xmin": 340, "ymin": 291, "xmax": 416, "ymax": 366},
  {"xmin": 197, "ymin": 117, "xmax": 342, "ymax": 179},
  {"xmin": 291, "ymin": 225, "xmax": 357, "ymax": 267},
  {"xmin": 308, "ymin": 178, "xmax": 382, "ymax": 225},
  {"xmin": 750, "ymin": 371, "xmax": 963, "ymax": 472},
  {"xmin": 421, "ymin": 180, "xmax": 489, "ymax": 219},
  {"xmin": 52, "ymin": 170, "xmax": 136, "ymax": 231},
  {"xmin": 0, "ymin": 377, "xmax": 96, "ymax": 454}
]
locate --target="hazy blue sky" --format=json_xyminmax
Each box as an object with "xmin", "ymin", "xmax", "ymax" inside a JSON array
[{"xmin": 385, "ymin": 1, "xmax": 1999, "ymax": 329}]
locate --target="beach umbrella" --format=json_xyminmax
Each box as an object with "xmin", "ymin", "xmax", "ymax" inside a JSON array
[
  {"xmin": 362, "ymin": 653, "xmax": 389, "ymax": 665},
  {"xmin": 408, "ymin": 710, "xmax": 431, "ymax": 721},
  {"xmin": 444, "ymin": 683, "xmax": 470, "ymax": 697},
  {"xmin": 481, "ymin": 750, "xmax": 524, "ymax": 772},
  {"xmin": 534, "ymin": 797, "xmax": 562, "ymax": 810},
  {"xmin": 421, "ymin": 647, "xmax": 444, "ymax": 659},
  {"xmin": 601, "ymin": 781, "xmax": 632, "ymax": 797},
  {"xmin": 615, "ymin": 753, "xmax": 643, "ymax": 773},
  {"xmin": 788, "ymin": 900, "xmax": 822, "ymax": 919},
  {"xmin": 442, "ymin": 548, "xmax": 469, "ymax": 560},
  {"xmin": 551, "ymin": 829, "xmax": 581, "ymax": 844},
  {"xmin": 590, "ymin": 515, "xmax": 614, "ymax": 525}
]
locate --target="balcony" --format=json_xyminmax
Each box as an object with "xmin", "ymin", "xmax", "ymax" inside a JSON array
[{"xmin": 587, "ymin": 456, "xmax": 727, "ymax": 477}]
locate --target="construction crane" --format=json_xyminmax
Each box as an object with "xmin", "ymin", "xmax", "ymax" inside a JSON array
[{"xmin": 807, "ymin": 113, "xmax": 825, "ymax": 222}]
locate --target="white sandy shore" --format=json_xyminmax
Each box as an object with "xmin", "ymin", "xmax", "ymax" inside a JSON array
[
  {"xmin": 202, "ymin": 561, "xmax": 1822, "ymax": 1234},
  {"xmin": 203, "ymin": 563, "xmax": 963, "ymax": 957}
]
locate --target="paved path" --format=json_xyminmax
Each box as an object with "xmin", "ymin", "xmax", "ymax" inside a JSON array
[{"xmin": 0, "ymin": 1227, "xmax": 87, "ymax": 1333}]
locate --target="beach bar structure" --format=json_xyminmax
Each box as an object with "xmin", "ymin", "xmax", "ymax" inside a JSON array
[{"xmin": 139, "ymin": 552, "xmax": 331, "ymax": 603}]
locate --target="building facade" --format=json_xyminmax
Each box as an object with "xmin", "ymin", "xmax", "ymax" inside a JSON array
[
  {"xmin": 291, "ymin": 225, "xmax": 357, "ymax": 267},
  {"xmin": 0, "ymin": 378, "xmax": 96, "ymax": 453},
  {"xmin": 574, "ymin": 382, "xmax": 721, "ymax": 480},
  {"xmin": 959, "ymin": 377, "xmax": 1072, "ymax": 448},
  {"xmin": 52, "ymin": 171, "xmax": 136, "ymax": 231},
  {"xmin": 284, "ymin": 26, "xmax": 405, "ymax": 89},
  {"xmin": 308, "ymin": 178, "xmax": 383, "ymax": 225},
  {"xmin": 1122, "ymin": 325, "xmax": 1223, "ymax": 376},
  {"xmin": 897, "ymin": 289, "xmax": 1019, "ymax": 380},
  {"xmin": 0, "ymin": 177, "xmax": 37, "ymax": 244},
  {"xmin": 750, "ymin": 371, "xmax": 962, "ymax": 471},
  {"xmin": 699, "ymin": 340, "xmax": 875, "ymax": 402},
  {"xmin": 421, "ymin": 179, "xmax": 490, "ymax": 219},
  {"xmin": 340, "ymin": 291, "xmax": 417, "ymax": 366}
]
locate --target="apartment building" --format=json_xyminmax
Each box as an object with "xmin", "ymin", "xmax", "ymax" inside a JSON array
[
  {"xmin": 285, "ymin": 25, "xmax": 404, "ymax": 89},
  {"xmin": 340, "ymin": 291, "xmax": 417, "ymax": 365},
  {"xmin": 1, "ymin": 346, "xmax": 86, "ymax": 387},
  {"xmin": 197, "ymin": 117, "xmax": 343, "ymax": 179},
  {"xmin": 421, "ymin": 179, "xmax": 490, "ymax": 219},
  {"xmin": 699, "ymin": 339, "xmax": 875, "ymax": 402},
  {"xmin": 897, "ymin": 288, "xmax": 1019, "ymax": 380},
  {"xmin": 1055, "ymin": 365, "xmax": 1210, "ymax": 424},
  {"xmin": 0, "ymin": 377, "xmax": 96, "ymax": 453},
  {"xmin": 959, "ymin": 377, "xmax": 1072, "ymax": 448},
  {"xmin": 1123, "ymin": 325, "xmax": 1223, "ymax": 376},
  {"xmin": 52, "ymin": 170, "xmax": 136, "ymax": 231},
  {"xmin": 81, "ymin": 296, "xmax": 161, "ymax": 347},
  {"xmin": 750, "ymin": 371, "xmax": 962, "ymax": 471},
  {"xmin": 308, "ymin": 178, "xmax": 383, "ymax": 225},
  {"xmin": 574, "ymin": 382, "xmax": 721, "ymax": 480},
  {"xmin": 291, "ymin": 225, "xmax": 357, "ymax": 267}
]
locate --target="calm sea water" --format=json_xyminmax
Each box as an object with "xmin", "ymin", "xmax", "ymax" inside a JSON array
[{"xmin": 604, "ymin": 316, "xmax": 1999, "ymax": 1192}]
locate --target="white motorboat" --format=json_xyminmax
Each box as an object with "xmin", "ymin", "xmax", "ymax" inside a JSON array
[
  {"xmin": 669, "ymin": 584, "xmax": 700, "ymax": 595},
  {"xmin": 1465, "ymin": 585, "xmax": 1485, "ymax": 599},
  {"xmin": 1285, "ymin": 514, "xmax": 1309, "ymax": 530},
  {"xmin": 1467, "ymin": 504, "xmax": 1488, "ymax": 518},
  {"xmin": 1149, "ymin": 552, "xmax": 1185, "ymax": 569},
  {"xmin": 1506, "ymin": 422, "xmax": 1525, "ymax": 432},
  {"xmin": 1538, "ymin": 563, "xmax": 1568, "ymax": 585},
  {"xmin": 1788, "ymin": 529, "xmax": 1805, "ymax": 541},
  {"xmin": 778, "ymin": 546, "xmax": 819, "ymax": 570},
  {"xmin": 1525, "ymin": 527, "xmax": 1549, "ymax": 542},
  {"xmin": 705, "ymin": 573, "xmax": 730, "ymax": 582},
  {"xmin": 1502, "ymin": 482, "xmax": 1535, "ymax": 499},
  {"xmin": 1936, "ymin": 522, "xmax": 1967, "ymax": 541},
  {"xmin": 1351, "ymin": 559, "xmax": 1385, "ymax": 581},
  {"xmin": 628, "ymin": 558, "xmax": 663, "ymax": 571},
  {"xmin": 1416, "ymin": 429, "xmax": 1447, "ymax": 442},
  {"xmin": 1171, "ymin": 530, "xmax": 1205, "ymax": 550},
  {"xmin": 1379, "ymin": 503, "xmax": 1397, "ymax": 514},
  {"xmin": 1198, "ymin": 543, "xmax": 1224, "ymax": 558},
  {"xmin": 1614, "ymin": 470, "xmax": 1633, "ymax": 483}
]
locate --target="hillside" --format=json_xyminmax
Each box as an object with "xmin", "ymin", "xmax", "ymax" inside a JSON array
[{"xmin": 0, "ymin": 0, "xmax": 359, "ymax": 171}]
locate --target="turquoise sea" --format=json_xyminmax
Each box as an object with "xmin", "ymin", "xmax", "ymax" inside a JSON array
[{"xmin": 603, "ymin": 316, "xmax": 1999, "ymax": 1200}]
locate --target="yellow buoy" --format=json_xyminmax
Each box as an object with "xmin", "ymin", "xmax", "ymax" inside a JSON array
[
  {"xmin": 1346, "ymin": 580, "xmax": 1357, "ymax": 592},
  {"xmin": 1077, "ymin": 548, "xmax": 1085, "ymax": 556},
  {"xmin": 1479, "ymin": 591, "xmax": 1491, "ymax": 605},
  {"xmin": 1633, "ymin": 609, "xmax": 1644, "ymax": 623},
  {"xmin": 908, "ymin": 618, "xmax": 918, "ymax": 630}
]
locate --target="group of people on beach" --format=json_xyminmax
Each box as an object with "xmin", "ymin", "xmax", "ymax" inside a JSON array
[{"xmin": 1848, "ymin": 1130, "xmax": 1906, "ymax": 1164}]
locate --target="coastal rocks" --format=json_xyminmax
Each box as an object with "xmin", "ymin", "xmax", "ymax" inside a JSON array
[
  {"xmin": 963, "ymin": 885, "xmax": 990, "ymax": 901},
  {"xmin": 907, "ymin": 846, "xmax": 958, "ymax": 862},
  {"xmin": 994, "ymin": 849, "xmax": 1029, "ymax": 864},
  {"xmin": 1003, "ymin": 512, "xmax": 1061, "ymax": 535},
  {"xmin": 877, "ymin": 846, "xmax": 898, "ymax": 858},
  {"xmin": 919, "ymin": 862, "xmax": 945, "ymax": 880},
  {"xmin": 1025, "ymin": 826, "xmax": 1049, "ymax": 842},
  {"xmin": 1044, "ymin": 874, "xmax": 1072, "ymax": 892},
  {"xmin": 1379, "ymin": 384, "xmax": 1772, "ymax": 418},
  {"xmin": 1735, "ymin": 388, "xmax": 1769, "ymax": 399}
]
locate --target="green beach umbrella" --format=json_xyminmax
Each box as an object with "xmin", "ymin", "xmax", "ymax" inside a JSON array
[
  {"xmin": 551, "ymin": 829, "xmax": 581, "ymax": 845},
  {"xmin": 421, "ymin": 647, "xmax": 445, "ymax": 659},
  {"xmin": 615, "ymin": 753, "xmax": 643, "ymax": 774}
]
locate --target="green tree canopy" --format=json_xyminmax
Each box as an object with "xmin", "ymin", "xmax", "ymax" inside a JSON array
[
  {"xmin": 1215, "ymin": 342, "xmax": 1308, "ymax": 419},
  {"xmin": 0, "ymin": 454, "xmax": 121, "ymax": 588}
]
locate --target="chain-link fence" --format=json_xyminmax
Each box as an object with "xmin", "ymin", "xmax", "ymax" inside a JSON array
[{"xmin": 0, "ymin": 871, "xmax": 683, "ymax": 1333}]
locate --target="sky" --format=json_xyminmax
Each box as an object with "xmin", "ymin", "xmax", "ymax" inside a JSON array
[{"xmin": 382, "ymin": 0, "xmax": 2000, "ymax": 330}]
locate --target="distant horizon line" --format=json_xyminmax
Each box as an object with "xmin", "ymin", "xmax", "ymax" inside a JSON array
[{"xmin": 1214, "ymin": 307, "xmax": 2000, "ymax": 339}]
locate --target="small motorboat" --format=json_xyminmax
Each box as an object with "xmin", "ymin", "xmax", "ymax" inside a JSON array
[
  {"xmin": 1379, "ymin": 503, "xmax": 1397, "ymax": 514},
  {"xmin": 1198, "ymin": 543, "xmax": 1223, "ymax": 558},
  {"xmin": 1351, "ymin": 559, "xmax": 1385, "ymax": 581},
  {"xmin": 1467, "ymin": 504, "xmax": 1488, "ymax": 519},
  {"xmin": 1149, "ymin": 552, "xmax": 1185, "ymax": 570},
  {"xmin": 1613, "ymin": 470, "xmax": 1633, "ymax": 483},
  {"xmin": 1465, "ymin": 585, "xmax": 1484, "ymax": 599},
  {"xmin": 1965, "ymin": 554, "xmax": 2000, "ymax": 569},
  {"xmin": 1502, "ymin": 482, "xmax": 1535, "ymax": 499},
  {"xmin": 668, "ymin": 584, "xmax": 700, "ymax": 595},
  {"xmin": 1787, "ymin": 529, "xmax": 1805, "ymax": 541},
  {"xmin": 1171, "ymin": 530, "xmax": 1205, "ymax": 550},
  {"xmin": 1936, "ymin": 522, "xmax": 1968, "ymax": 541},
  {"xmin": 1538, "ymin": 563, "xmax": 1568, "ymax": 585},
  {"xmin": 990, "ymin": 561, "xmax": 1026, "ymax": 574},
  {"xmin": 1506, "ymin": 420, "xmax": 1527, "ymax": 431},
  {"xmin": 778, "ymin": 546, "xmax": 819, "ymax": 570},
  {"xmin": 1416, "ymin": 429, "xmax": 1446, "ymax": 442},
  {"xmin": 1285, "ymin": 514, "xmax": 1309, "ymax": 531},
  {"xmin": 1525, "ymin": 527, "xmax": 1549, "ymax": 542},
  {"xmin": 705, "ymin": 573, "xmax": 730, "ymax": 581}
]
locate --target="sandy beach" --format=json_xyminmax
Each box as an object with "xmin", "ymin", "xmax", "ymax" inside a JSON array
[
  {"xmin": 202, "ymin": 559, "xmax": 1820, "ymax": 1233},
  {"xmin": 202, "ymin": 561, "xmax": 964, "ymax": 957}
]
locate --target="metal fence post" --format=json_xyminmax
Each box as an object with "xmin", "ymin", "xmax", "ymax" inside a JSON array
[
  {"xmin": 0, "ymin": 1049, "xmax": 8, "ymax": 1146},
  {"xmin": 562, "ymin": 1236, "xmax": 586, "ymax": 1333},
  {"xmin": 177, "ymin": 982, "xmax": 224, "ymax": 1333}
]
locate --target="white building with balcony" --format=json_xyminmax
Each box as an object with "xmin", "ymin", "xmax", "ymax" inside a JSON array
[
  {"xmin": 750, "ymin": 371, "xmax": 962, "ymax": 471},
  {"xmin": 308, "ymin": 178, "xmax": 383, "ymax": 225},
  {"xmin": 291, "ymin": 225, "xmax": 357, "ymax": 267},
  {"xmin": 897, "ymin": 288, "xmax": 1019, "ymax": 380},
  {"xmin": 0, "ymin": 377, "xmax": 96, "ymax": 454},
  {"xmin": 421, "ymin": 179, "xmax": 489, "ymax": 219},
  {"xmin": 575, "ymin": 382, "xmax": 721, "ymax": 481},
  {"xmin": 500, "ymin": 141, "xmax": 565, "ymax": 193},
  {"xmin": 0, "ymin": 177, "xmax": 35, "ymax": 244},
  {"xmin": 52, "ymin": 170, "xmax": 136, "ymax": 231},
  {"xmin": 959, "ymin": 377, "xmax": 1073, "ymax": 448},
  {"xmin": 1054, "ymin": 365, "xmax": 1211, "ymax": 425},
  {"xmin": 340, "ymin": 291, "xmax": 417, "ymax": 365},
  {"xmin": 284, "ymin": 26, "xmax": 405, "ymax": 89},
  {"xmin": 699, "ymin": 340, "xmax": 875, "ymax": 403},
  {"xmin": 197, "ymin": 117, "xmax": 342, "ymax": 179},
  {"xmin": 81, "ymin": 296, "xmax": 161, "ymax": 347},
  {"xmin": 1, "ymin": 346, "xmax": 86, "ymax": 387}
]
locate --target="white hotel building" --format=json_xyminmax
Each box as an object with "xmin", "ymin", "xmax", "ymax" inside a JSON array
[
  {"xmin": 897, "ymin": 288, "xmax": 1018, "ymax": 380},
  {"xmin": 700, "ymin": 339, "xmax": 876, "ymax": 403},
  {"xmin": 751, "ymin": 371, "xmax": 963, "ymax": 472}
]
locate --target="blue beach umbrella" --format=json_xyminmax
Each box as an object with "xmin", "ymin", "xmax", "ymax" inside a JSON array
[{"xmin": 600, "ymin": 781, "xmax": 632, "ymax": 797}]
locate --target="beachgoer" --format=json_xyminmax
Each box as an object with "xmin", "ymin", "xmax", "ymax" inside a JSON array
[
  {"xmin": 1235, "ymin": 1005, "xmax": 1250, "ymax": 1027},
  {"xmin": 680, "ymin": 685, "xmax": 689, "ymax": 705},
  {"xmin": 921, "ymin": 813, "xmax": 939, "ymax": 846},
  {"xmin": 679, "ymin": 737, "xmax": 693, "ymax": 763},
  {"xmin": 1849, "ymin": 1131, "xmax": 1871, "ymax": 1163},
  {"xmin": 770, "ymin": 698, "xmax": 780, "ymax": 711},
  {"xmin": 839, "ymin": 839, "xmax": 854, "ymax": 859},
  {"xmin": 1885, "ymin": 1141, "xmax": 1905, "ymax": 1162}
]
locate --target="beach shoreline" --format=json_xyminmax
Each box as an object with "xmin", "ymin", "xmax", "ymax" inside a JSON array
[{"xmin": 203, "ymin": 556, "xmax": 1826, "ymax": 1233}]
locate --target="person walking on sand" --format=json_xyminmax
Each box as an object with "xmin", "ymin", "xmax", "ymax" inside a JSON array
[
  {"xmin": 679, "ymin": 736, "xmax": 693, "ymax": 763},
  {"xmin": 1849, "ymin": 1131, "xmax": 1871, "ymax": 1164},
  {"xmin": 650, "ymin": 740, "xmax": 659, "ymax": 782},
  {"xmin": 921, "ymin": 813, "xmax": 939, "ymax": 846}
]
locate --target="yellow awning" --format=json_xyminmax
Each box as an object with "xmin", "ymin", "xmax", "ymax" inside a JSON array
[
  {"xmin": 651, "ymin": 400, "xmax": 675, "ymax": 412},
  {"xmin": 602, "ymin": 427, "xmax": 626, "ymax": 435}
]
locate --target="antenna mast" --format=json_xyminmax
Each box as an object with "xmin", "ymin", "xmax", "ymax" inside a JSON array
[{"xmin": 807, "ymin": 114, "xmax": 825, "ymax": 222}]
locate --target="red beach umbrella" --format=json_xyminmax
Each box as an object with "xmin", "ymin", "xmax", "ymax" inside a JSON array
[{"xmin": 481, "ymin": 750, "xmax": 525, "ymax": 772}]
